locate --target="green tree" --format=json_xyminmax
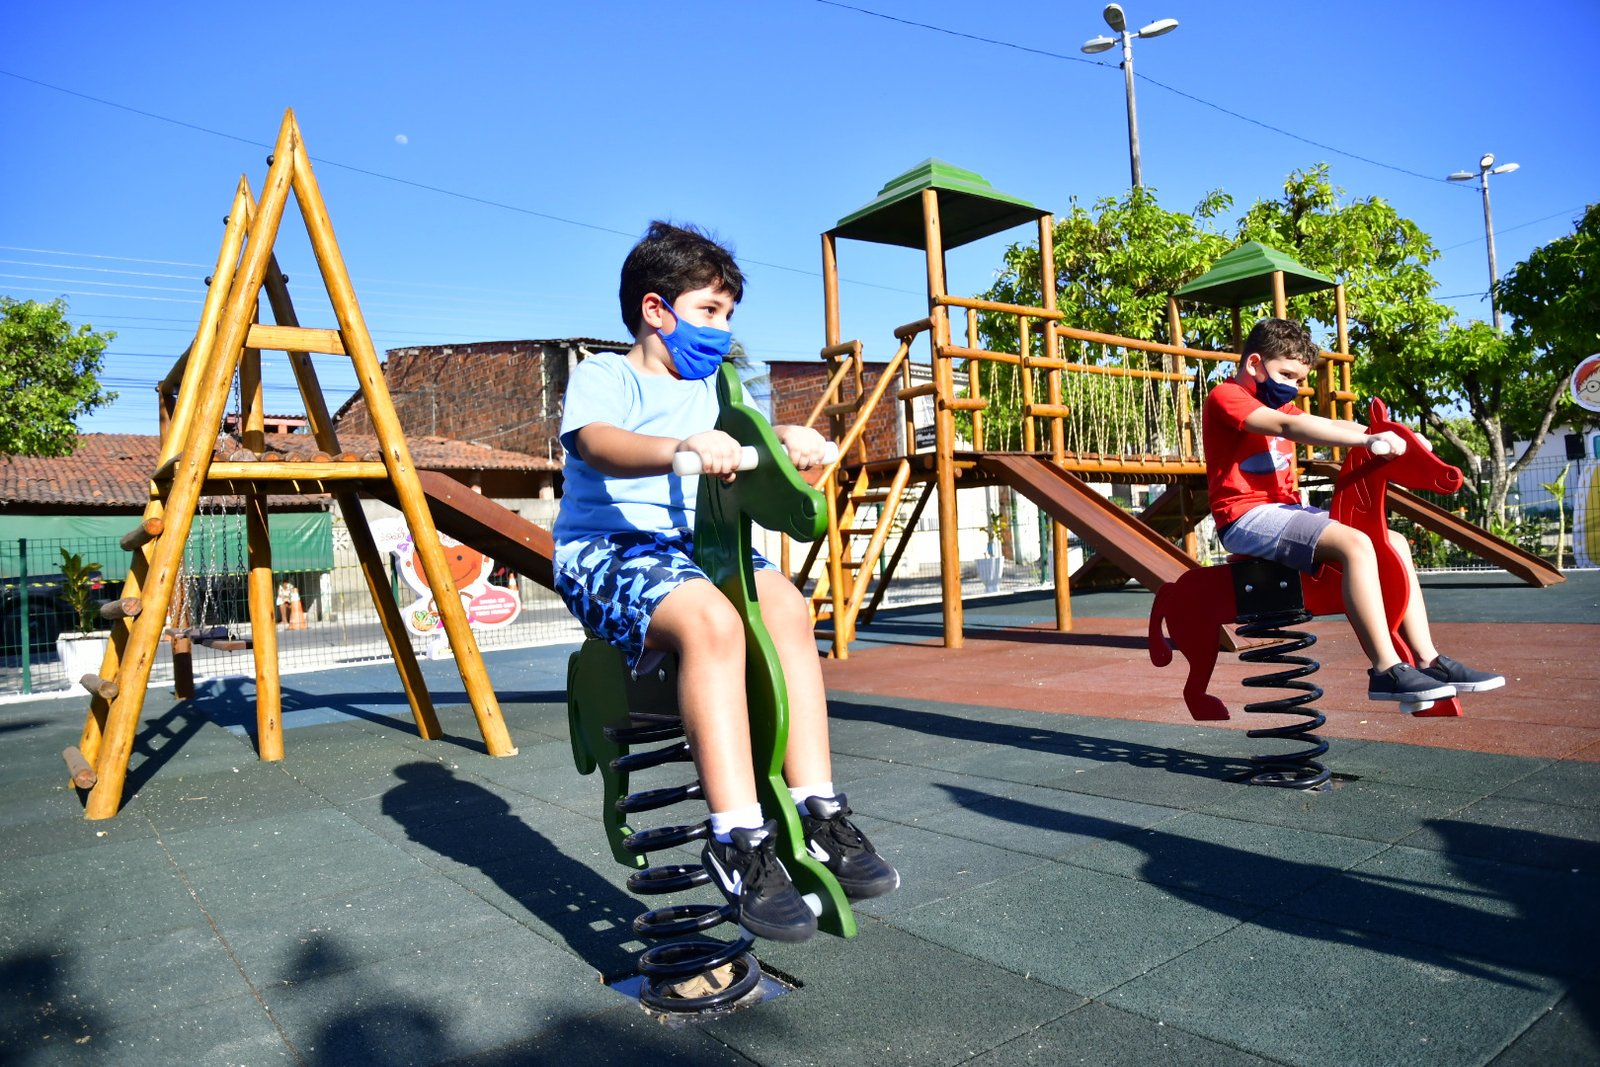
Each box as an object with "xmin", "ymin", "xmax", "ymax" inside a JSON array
[{"xmin": 0, "ymin": 296, "xmax": 117, "ymax": 457}]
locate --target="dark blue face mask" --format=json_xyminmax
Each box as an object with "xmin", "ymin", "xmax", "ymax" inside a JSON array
[
  {"xmin": 1254, "ymin": 372, "xmax": 1300, "ymax": 409},
  {"xmin": 655, "ymin": 293, "xmax": 732, "ymax": 380}
]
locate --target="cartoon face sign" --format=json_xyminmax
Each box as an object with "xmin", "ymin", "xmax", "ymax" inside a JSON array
[
  {"xmin": 397, "ymin": 538, "xmax": 489, "ymax": 595},
  {"xmin": 1573, "ymin": 354, "xmax": 1600, "ymax": 413},
  {"xmin": 390, "ymin": 533, "xmax": 520, "ymax": 637}
]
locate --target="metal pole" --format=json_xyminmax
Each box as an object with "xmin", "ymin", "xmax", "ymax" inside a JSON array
[
  {"xmin": 18, "ymin": 539, "xmax": 30, "ymax": 694},
  {"xmin": 1122, "ymin": 30, "xmax": 1142, "ymax": 188},
  {"xmin": 1481, "ymin": 168, "xmax": 1502, "ymax": 331}
]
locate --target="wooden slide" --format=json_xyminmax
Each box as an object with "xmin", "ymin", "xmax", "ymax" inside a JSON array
[
  {"xmin": 973, "ymin": 454, "xmax": 1199, "ymax": 592},
  {"xmin": 366, "ymin": 471, "xmax": 557, "ymax": 590},
  {"xmin": 1386, "ymin": 486, "xmax": 1565, "ymax": 587}
]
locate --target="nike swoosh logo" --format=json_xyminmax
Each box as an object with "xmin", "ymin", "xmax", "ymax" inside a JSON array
[
  {"xmin": 706, "ymin": 850, "xmax": 742, "ymax": 895},
  {"xmin": 808, "ymin": 840, "xmax": 831, "ymax": 863}
]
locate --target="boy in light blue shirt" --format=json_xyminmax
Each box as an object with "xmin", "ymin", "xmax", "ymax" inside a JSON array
[{"xmin": 554, "ymin": 221, "xmax": 898, "ymax": 942}]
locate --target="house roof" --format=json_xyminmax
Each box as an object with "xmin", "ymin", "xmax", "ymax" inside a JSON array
[{"xmin": 1, "ymin": 432, "xmax": 554, "ymax": 511}]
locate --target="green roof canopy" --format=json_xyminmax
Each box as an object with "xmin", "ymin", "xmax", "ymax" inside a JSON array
[
  {"xmin": 1175, "ymin": 241, "xmax": 1337, "ymax": 308},
  {"xmin": 832, "ymin": 159, "xmax": 1047, "ymax": 250}
]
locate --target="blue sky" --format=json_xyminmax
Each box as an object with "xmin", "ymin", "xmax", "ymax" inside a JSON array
[{"xmin": 4, "ymin": 0, "xmax": 1596, "ymax": 436}]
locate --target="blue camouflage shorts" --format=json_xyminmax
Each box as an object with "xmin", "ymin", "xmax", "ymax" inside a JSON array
[{"xmin": 554, "ymin": 529, "xmax": 777, "ymax": 670}]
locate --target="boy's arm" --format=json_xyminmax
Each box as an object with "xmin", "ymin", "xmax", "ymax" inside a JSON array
[
  {"xmin": 1240, "ymin": 407, "xmax": 1406, "ymax": 454},
  {"xmin": 574, "ymin": 422, "xmax": 745, "ymax": 478}
]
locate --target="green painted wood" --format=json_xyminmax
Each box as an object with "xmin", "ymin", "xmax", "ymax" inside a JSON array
[
  {"xmin": 832, "ymin": 158, "xmax": 1047, "ymax": 250},
  {"xmin": 1175, "ymin": 240, "xmax": 1338, "ymax": 308}
]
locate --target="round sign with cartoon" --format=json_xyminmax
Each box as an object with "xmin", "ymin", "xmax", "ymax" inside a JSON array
[
  {"xmin": 1573, "ymin": 353, "xmax": 1600, "ymax": 413},
  {"xmin": 391, "ymin": 533, "xmax": 522, "ymax": 641}
]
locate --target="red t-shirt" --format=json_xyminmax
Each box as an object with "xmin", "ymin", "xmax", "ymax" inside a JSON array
[{"xmin": 1203, "ymin": 379, "xmax": 1303, "ymax": 528}]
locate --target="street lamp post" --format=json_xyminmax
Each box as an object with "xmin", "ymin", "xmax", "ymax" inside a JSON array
[
  {"xmin": 1448, "ymin": 152, "xmax": 1519, "ymax": 331},
  {"xmin": 1082, "ymin": 4, "xmax": 1178, "ymax": 189}
]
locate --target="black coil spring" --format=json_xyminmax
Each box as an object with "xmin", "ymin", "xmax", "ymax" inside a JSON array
[
  {"xmin": 1236, "ymin": 608, "xmax": 1332, "ymax": 790},
  {"xmin": 604, "ymin": 717, "xmax": 761, "ymax": 1012}
]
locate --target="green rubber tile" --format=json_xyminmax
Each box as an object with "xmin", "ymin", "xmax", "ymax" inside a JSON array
[
  {"xmin": 911, "ymin": 781, "xmax": 1178, "ymax": 861},
  {"xmin": 964, "ymin": 1000, "xmax": 1279, "ymax": 1066},
  {"xmin": 1198, "ymin": 774, "xmax": 1479, "ymax": 844},
  {"xmin": 1323, "ymin": 743, "xmax": 1547, "ymax": 795},
  {"xmin": 706, "ymin": 919, "xmax": 1081, "ymax": 1067},
  {"xmin": 0, "ymin": 925, "xmax": 246, "ymax": 1048},
  {"xmin": 258, "ymin": 924, "xmax": 617, "ymax": 1066},
  {"xmin": 1486, "ymin": 984, "xmax": 1600, "ymax": 1066},
  {"xmin": 178, "ymin": 831, "xmax": 435, "ymax": 926},
  {"xmin": 219, "ymin": 875, "xmax": 525, "ymax": 989},
  {"xmin": 1489, "ymin": 758, "xmax": 1600, "ymax": 810},
  {"xmin": 118, "ymin": 762, "xmax": 329, "ymax": 834},
  {"xmin": 2, "ymin": 867, "xmax": 200, "ymax": 945},
  {"xmin": 1106, "ymin": 911, "xmax": 1568, "ymax": 1067},
  {"xmin": 77, "ymin": 992, "xmax": 296, "ymax": 1066},
  {"xmin": 1066, "ymin": 811, "xmax": 1386, "ymax": 908},
  {"xmin": 1399, "ymin": 795, "xmax": 1600, "ymax": 874},
  {"xmin": 847, "ymin": 819, "xmax": 1053, "ymax": 918},
  {"xmin": 893, "ymin": 863, "xmax": 1243, "ymax": 998},
  {"xmin": 441, "ymin": 1003, "xmax": 758, "ymax": 1066},
  {"xmin": 1275, "ymin": 844, "xmax": 1600, "ymax": 982}
]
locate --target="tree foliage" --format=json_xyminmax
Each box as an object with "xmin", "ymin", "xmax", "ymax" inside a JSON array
[{"xmin": 0, "ymin": 297, "xmax": 117, "ymax": 457}]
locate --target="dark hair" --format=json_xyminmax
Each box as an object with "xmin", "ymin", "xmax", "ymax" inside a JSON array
[
  {"xmin": 1243, "ymin": 318, "xmax": 1317, "ymax": 366},
  {"xmin": 618, "ymin": 220, "xmax": 745, "ymax": 336}
]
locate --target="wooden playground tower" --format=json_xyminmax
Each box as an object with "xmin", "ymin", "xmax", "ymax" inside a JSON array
[
  {"xmin": 796, "ymin": 160, "xmax": 1365, "ymax": 659},
  {"xmin": 69, "ymin": 111, "xmax": 517, "ymax": 819}
]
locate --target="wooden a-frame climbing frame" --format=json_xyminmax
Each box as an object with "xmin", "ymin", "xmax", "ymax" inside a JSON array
[{"xmin": 71, "ymin": 110, "xmax": 516, "ymax": 820}]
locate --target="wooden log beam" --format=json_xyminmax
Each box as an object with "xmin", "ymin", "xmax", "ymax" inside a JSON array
[
  {"xmin": 120, "ymin": 518, "xmax": 164, "ymax": 551},
  {"xmin": 78, "ymin": 674, "xmax": 119, "ymax": 701},
  {"xmin": 64, "ymin": 747, "xmax": 97, "ymax": 790},
  {"xmin": 245, "ymin": 323, "xmax": 345, "ymax": 355}
]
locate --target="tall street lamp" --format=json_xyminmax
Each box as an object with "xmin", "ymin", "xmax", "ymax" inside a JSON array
[
  {"xmin": 1448, "ymin": 152, "xmax": 1520, "ymax": 331},
  {"xmin": 1082, "ymin": 4, "xmax": 1179, "ymax": 189}
]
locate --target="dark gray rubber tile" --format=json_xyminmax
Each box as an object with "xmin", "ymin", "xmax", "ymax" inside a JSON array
[
  {"xmin": 118, "ymin": 762, "xmax": 329, "ymax": 834},
  {"xmin": 1198, "ymin": 775, "xmax": 1480, "ymax": 844},
  {"xmin": 916, "ymin": 781, "xmax": 1178, "ymax": 860},
  {"xmin": 965, "ymin": 1000, "xmax": 1278, "ymax": 1066},
  {"xmin": 1066, "ymin": 811, "xmax": 1386, "ymax": 908},
  {"xmin": 442, "ymin": 1003, "xmax": 759, "ymax": 1066},
  {"xmin": 1323, "ymin": 744, "xmax": 1548, "ymax": 795},
  {"xmin": 1487, "ymin": 984, "xmax": 1600, "ymax": 1066},
  {"xmin": 2, "ymin": 866, "xmax": 200, "ymax": 945},
  {"xmin": 0, "ymin": 835, "xmax": 173, "ymax": 898},
  {"xmin": 831, "ymin": 763, "xmax": 1040, "ymax": 823},
  {"xmin": 1037, "ymin": 759, "xmax": 1248, "ymax": 811},
  {"xmin": 1107, "ymin": 911, "xmax": 1568, "ymax": 1067},
  {"xmin": 846, "ymin": 819, "xmax": 1053, "ymax": 918},
  {"xmin": 159, "ymin": 807, "xmax": 384, "ymax": 871},
  {"xmin": 0, "ymin": 808, "xmax": 159, "ymax": 864},
  {"xmin": 1398, "ymin": 796, "xmax": 1600, "ymax": 874},
  {"xmin": 0, "ymin": 925, "xmax": 244, "ymax": 1047},
  {"xmin": 259, "ymin": 925, "xmax": 617, "ymax": 1066},
  {"xmin": 1276, "ymin": 844, "xmax": 1600, "ymax": 982},
  {"xmin": 1489, "ymin": 758, "xmax": 1600, "ymax": 810},
  {"xmin": 5, "ymin": 990, "xmax": 295, "ymax": 1066},
  {"xmin": 894, "ymin": 863, "xmax": 1243, "ymax": 998},
  {"xmin": 708, "ymin": 920, "xmax": 1081, "ymax": 1067}
]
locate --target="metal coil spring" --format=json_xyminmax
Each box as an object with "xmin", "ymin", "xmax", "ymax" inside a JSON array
[
  {"xmin": 1236, "ymin": 608, "xmax": 1332, "ymax": 791},
  {"xmin": 604, "ymin": 716, "xmax": 761, "ymax": 1013}
]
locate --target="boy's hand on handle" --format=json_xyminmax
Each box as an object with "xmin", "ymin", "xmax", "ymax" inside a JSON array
[
  {"xmin": 677, "ymin": 430, "xmax": 744, "ymax": 481},
  {"xmin": 774, "ymin": 424, "xmax": 830, "ymax": 470},
  {"xmin": 671, "ymin": 438, "xmax": 840, "ymax": 476},
  {"xmin": 1364, "ymin": 430, "xmax": 1407, "ymax": 457}
]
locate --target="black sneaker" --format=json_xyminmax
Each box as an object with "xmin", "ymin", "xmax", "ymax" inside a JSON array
[
  {"xmin": 801, "ymin": 794, "xmax": 900, "ymax": 899},
  {"xmin": 1421, "ymin": 654, "xmax": 1505, "ymax": 693},
  {"xmin": 1368, "ymin": 663, "xmax": 1456, "ymax": 703},
  {"xmin": 701, "ymin": 821, "xmax": 817, "ymax": 942}
]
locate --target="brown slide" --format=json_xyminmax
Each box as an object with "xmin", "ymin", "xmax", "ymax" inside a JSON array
[{"xmin": 366, "ymin": 470, "xmax": 557, "ymax": 590}]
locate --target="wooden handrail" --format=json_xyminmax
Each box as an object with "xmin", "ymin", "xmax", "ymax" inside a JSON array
[
  {"xmin": 938, "ymin": 294, "xmax": 1066, "ymax": 321},
  {"xmin": 894, "ymin": 317, "xmax": 933, "ymax": 341}
]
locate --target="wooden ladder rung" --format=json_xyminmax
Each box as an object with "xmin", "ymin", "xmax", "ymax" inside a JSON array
[
  {"xmin": 98, "ymin": 597, "xmax": 143, "ymax": 621},
  {"xmin": 63, "ymin": 746, "xmax": 97, "ymax": 789},
  {"xmin": 120, "ymin": 517, "xmax": 164, "ymax": 551},
  {"xmin": 78, "ymin": 673, "xmax": 119, "ymax": 701}
]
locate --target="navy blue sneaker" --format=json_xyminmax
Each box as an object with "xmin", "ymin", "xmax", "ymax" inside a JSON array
[
  {"xmin": 702, "ymin": 821, "xmax": 816, "ymax": 942},
  {"xmin": 801, "ymin": 794, "xmax": 900, "ymax": 900},
  {"xmin": 1368, "ymin": 663, "xmax": 1455, "ymax": 703}
]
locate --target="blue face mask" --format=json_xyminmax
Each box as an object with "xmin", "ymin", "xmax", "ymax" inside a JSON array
[
  {"xmin": 1254, "ymin": 372, "xmax": 1300, "ymax": 409},
  {"xmin": 655, "ymin": 294, "xmax": 732, "ymax": 380}
]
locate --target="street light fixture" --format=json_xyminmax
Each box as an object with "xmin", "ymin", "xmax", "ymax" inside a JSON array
[
  {"xmin": 1447, "ymin": 152, "xmax": 1520, "ymax": 331},
  {"xmin": 1082, "ymin": 4, "xmax": 1179, "ymax": 188}
]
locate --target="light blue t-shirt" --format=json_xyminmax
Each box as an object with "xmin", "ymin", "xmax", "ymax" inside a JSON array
[{"xmin": 553, "ymin": 350, "xmax": 722, "ymax": 543}]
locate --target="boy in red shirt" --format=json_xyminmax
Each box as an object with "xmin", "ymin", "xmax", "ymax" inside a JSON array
[{"xmin": 1203, "ymin": 318, "xmax": 1502, "ymax": 706}]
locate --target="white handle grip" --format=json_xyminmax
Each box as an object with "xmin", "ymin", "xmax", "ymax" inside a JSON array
[
  {"xmin": 671, "ymin": 441, "xmax": 840, "ymax": 477},
  {"xmin": 1368, "ymin": 439, "xmax": 1392, "ymax": 456}
]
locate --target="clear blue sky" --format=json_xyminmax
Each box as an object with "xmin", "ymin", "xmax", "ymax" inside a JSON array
[{"xmin": 4, "ymin": 0, "xmax": 1595, "ymax": 436}]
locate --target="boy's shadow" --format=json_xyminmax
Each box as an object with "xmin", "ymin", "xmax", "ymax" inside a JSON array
[{"xmin": 381, "ymin": 762, "xmax": 646, "ymax": 982}]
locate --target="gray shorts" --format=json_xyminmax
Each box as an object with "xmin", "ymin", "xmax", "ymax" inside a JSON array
[{"xmin": 1218, "ymin": 503, "xmax": 1333, "ymax": 573}]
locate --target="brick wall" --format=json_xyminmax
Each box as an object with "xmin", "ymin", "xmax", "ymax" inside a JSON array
[{"xmin": 770, "ymin": 361, "xmax": 904, "ymax": 461}]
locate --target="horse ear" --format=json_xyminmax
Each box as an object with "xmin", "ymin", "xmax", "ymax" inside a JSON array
[{"xmin": 1369, "ymin": 397, "xmax": 1389, "ymax": 425}]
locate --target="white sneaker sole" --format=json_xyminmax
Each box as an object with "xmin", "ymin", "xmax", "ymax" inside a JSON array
[
  {"xmin": 1449, "ymin": 676, "xmax": 1505, "ymax": 693},
  {"xmin": 1369, "ymin": 683, "xmax": 1456, "ymax": 703}
]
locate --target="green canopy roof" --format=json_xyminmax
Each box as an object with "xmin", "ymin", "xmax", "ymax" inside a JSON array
[
  {"xmin": 1175, "ymin": 241, "xmax": 1337, "ymax": 308},
  {"xmin": 832, "ymin": 159, "xmax": 1047, "ymax": 250}
]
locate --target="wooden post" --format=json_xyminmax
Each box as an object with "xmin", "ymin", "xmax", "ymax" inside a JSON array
[
  {"xmin": 1167, "ymin": 296, "xmax": 1199, "ymax": 561},
  {"xmin": 86, "ymin": 120, "xmax": 299, "ymax": 820},
  {"xmin": 1231, "ymin": 308, "xmax": 1243, "ymax": 354},
  {"xmin": 258, "ymin": 258, "xmax": 441, "ymax": 740},
  {"xmin": 1335, "ymin": 283, "xmax": 1353, "ymax": 422},
  {"xmin": 1039, "ymin": 215, "xmax": 1071, "ymax": 632},
  {"xmin": 922, "ymin": 189, "xmax": 962, "ymax": 649},
  {"xmin": 1271, "ymin": 271, "xmax": 1287, "ymax": 319},
  {"xmin": 288, "ymin": 118, "xmax": 513, "ymax": 756},
  {"xmin": 1019, "ymin": 318, "xmax": 1036, "ymax": 454},
  {"xmin": 822, "ymin": 231, "xmax": 841, "ymax": 349},
  {"xmin": 967, "ymin": 310, "xmax": 983, "ymax": 451},
  {"xmin": 245, "ymin": 488, "xmax": 282, "ymax": 760}
]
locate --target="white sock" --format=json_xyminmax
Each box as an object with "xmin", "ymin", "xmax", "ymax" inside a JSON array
[
  {"xmin": 709, "ymin": 804, "xmax": 765, "ymax": 843},
  {"xmin": 789, "ymin": 781, "xmax": 836, "ymax": 813}
]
